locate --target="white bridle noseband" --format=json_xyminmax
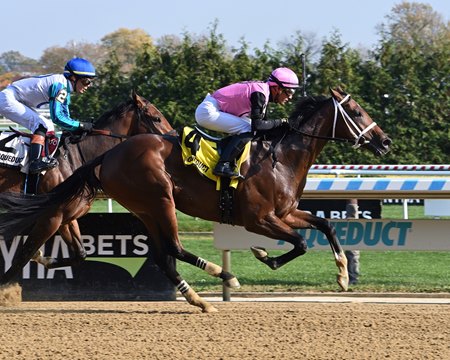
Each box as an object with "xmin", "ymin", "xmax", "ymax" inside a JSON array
[{"xmin": 332, "ymin": 94, "xmax": 377, "ymax": 148}]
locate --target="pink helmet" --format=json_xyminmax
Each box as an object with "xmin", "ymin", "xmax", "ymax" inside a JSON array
[{"xmin": 267, "ymin": 67, "xmax": 299, "ymax": 89}]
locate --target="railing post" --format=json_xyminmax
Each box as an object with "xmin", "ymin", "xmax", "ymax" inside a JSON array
[
  {"xmin": 222, "ymin": 250, "xmax": 231, "ymax": 301},
  {"xmin": 345, "ymin": 199, "xmax": 360, "ymax": 285}
]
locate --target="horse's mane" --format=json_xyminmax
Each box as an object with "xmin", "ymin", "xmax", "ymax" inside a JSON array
[
  {"xmin": 288, "ymin": 95, "xmax": 329, "ymax": 130},
  {"xmin": 93, "ymin": 99, "xmax": 135, "ymax": 128},
  {"xmin": 255, "ymin": 95, "xmax": 329, "ymax": 141}
]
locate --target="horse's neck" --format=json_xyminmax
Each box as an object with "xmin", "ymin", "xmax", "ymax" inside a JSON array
[
  {"xmin": 102, "ymin": 117, "xmax": 131, "ymax": 136},
  {"xmin": 60, "ymin": 134, "xmax": 121, "ymax": 171}
]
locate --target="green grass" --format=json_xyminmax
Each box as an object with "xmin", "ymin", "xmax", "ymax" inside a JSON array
[
  {"xmin": 89, "ymin": 200, "xmax": 450, "ymax": 293},
  {"xmin": 177, "ymin": 235, "xmax": 450, "ymax": 293}
]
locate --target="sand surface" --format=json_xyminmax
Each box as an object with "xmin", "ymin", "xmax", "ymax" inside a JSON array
[{"xmin": 0, "ymin": 300, "xmax": 449, "ymax": 360}]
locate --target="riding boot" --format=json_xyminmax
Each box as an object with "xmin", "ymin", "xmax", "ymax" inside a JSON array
[
  {"xmin": 28, "ymin": 134, "xmax": 58, "ymax": 174},
  {"xmin": 213, "ymin": 133, "xmax": 252, "ymax": 178}
]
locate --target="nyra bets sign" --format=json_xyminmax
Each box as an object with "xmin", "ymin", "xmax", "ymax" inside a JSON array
[{"xmin": 0, "ymin": 213, "xmax": 175, "ymax": 301}]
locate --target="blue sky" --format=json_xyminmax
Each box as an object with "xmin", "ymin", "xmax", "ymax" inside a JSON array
[{"xmin": 3, "ymin": 0, "xmax": 449, "ymax": 59}]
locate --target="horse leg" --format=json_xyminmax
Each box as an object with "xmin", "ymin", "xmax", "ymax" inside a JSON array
[
  {"xmin": 138, "ymin": 213, "xmax": 218, "ymax": 313},
  {"xmin": 151, "ymin": 208, "xmax": 239, "ymax": 287},
  {"xmin": 246, "ymin": 213, "xmax": 308, "ymax": 270},
  {"xmin": 1, "ymin": 217, "xmax": 62, "ymax": 285},
  {"xmin": 166, "ymin": 253, "xmax": 219, "ymax": 313},
  {"xmin": 283, "ymin": 209, "xmax": 348, "ymax": 291},
  {"xmin": 32, "ymin": 221, "xmax": 87, "ymax": 269}
]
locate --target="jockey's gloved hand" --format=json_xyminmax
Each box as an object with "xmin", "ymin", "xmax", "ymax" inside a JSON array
[
  {"xmin": 281, "ymin": 118, "xmax": 288, "ymax": 123},
  {"xmin": 78, "ymin": 122, "xmax": 93, "ymax": 132}
]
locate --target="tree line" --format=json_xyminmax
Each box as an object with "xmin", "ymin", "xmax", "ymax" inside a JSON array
[{"xmin": 1, "ymin": 2, "xmax": 448, "ymax": 164}]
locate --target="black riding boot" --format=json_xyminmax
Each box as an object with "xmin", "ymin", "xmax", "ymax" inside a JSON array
[
  {"xmin": 213, "ymin": 133, "xmax": 252, "ymax": 178},
  {"xmin": 28, "ymin": 134, "xmax": 58, "ymax": 174}
]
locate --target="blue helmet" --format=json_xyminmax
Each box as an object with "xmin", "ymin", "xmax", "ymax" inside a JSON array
[{"xmin": 64, "ymin": 58, "xmax": 96, "ymax": 78}]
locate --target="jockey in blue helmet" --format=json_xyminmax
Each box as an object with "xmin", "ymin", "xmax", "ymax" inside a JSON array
[{"xmin": 0, "ymin": 57, "xmax": 96, "ymax": 175}]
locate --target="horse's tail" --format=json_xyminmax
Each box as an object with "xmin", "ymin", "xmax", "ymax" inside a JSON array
[{"xmin": 0, "ymin": 154, "xmax": 106, "ymax": 240}]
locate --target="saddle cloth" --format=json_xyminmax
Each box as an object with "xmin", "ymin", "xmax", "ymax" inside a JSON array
[
  {"xmin": 0, "ymin": 131, "xmax": 58, "ymax": 173},
  {"xmin": 180, "ymin": 126, "xmax": 250, "ymax": 190}
]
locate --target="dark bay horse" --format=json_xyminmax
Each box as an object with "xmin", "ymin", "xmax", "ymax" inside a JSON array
[
  {"xmin": 0, "ymin": 91, "xmax": 173, "ymax": 268},
  {"xmin": 0, "ymin": 88, "xmax": 391, "ymax": 312}
]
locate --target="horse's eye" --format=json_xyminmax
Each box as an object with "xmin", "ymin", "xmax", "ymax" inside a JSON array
[{"xmin": 354, "ymin": 111, "xmax": 362, "ymax": 118}]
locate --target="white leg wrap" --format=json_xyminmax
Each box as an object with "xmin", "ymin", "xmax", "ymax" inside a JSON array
[
  {"xmin": 205, "ymin": 262, "xmax": 222, "ymax": 277},
  {"xmin": 177, "ymin": 280, "xmax": 190, "ymax": 294}
]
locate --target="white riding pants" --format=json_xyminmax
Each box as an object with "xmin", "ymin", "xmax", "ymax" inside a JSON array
[
  {"xmin": 0, "ymin": 88, "xmax": 54, "ymax": 133},
  {"xmin": 195, "ymin": 94, "xmax": 251, "ymax": 135}
]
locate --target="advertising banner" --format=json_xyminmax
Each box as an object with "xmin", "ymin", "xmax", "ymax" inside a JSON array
[
  {"xmin": 214, "ymin": 220, "xmax": 450, "ymax": 251},
  {"xmin": 0, "ymin": 213, "xmax": 175, "ymax": 301},
  {"xmin": 214, "ymin": 200, "xmax": 449, "ymax": 251}
]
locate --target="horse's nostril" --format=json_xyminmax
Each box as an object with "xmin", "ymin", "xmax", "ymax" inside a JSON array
[{"xmin": 382, "ymin": 138, "xmax": 392, "ymax": 148}]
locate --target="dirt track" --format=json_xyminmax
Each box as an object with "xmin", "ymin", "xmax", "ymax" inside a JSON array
[{"xmin": 0, "ymin": 300, "xmax": 449, "ymax": 360}]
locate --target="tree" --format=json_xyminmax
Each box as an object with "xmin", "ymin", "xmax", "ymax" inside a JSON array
[
  {"xmin": 0, "ymin": 51, "xmax": 40, "ymax": 74},
  {"xmin": 101, "ymin": 28, "xmax": 155, "ymax": 74},
  {"xmin": 40, "ymin": 41, "xmax": 104, "ymax": 74},
  {"xmin": 374, "ymin": 1, "xmax": 450, "ymax": 163},
  {"xmin": 70, "ymin": 52, "xmax": 130, "ymax": 121},
  {"xmin": 377, "ymin": 2, "xmax": 449, "ymax": 48}
]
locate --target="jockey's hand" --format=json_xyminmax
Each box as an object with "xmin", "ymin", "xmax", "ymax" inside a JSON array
[
  {"xmin": 79, "ymin": 122, "xmax": 93, "ymax": 132},
  {"xmin": 281, "ymin": 118, "xmax": 289, "ymax": 123}
]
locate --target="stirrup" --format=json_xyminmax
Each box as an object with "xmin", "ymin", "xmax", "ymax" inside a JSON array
[
  {"xmin": 29, "ymin": 158, "xmax": 58, "ymax": 174},
  {"xmin": 213, "ymin": 162, "xmax": 244, "ymax": 179}
]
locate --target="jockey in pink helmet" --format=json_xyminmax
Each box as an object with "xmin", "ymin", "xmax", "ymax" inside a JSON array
[{"xmin": 195, "ymin": 67, "xmax": 299, "ymax": 178}]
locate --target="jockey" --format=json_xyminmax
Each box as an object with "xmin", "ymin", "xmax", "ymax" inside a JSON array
[
  {"xmin": 195, "ymin": 67, "xmax": 299, "ymax": 178},
  {"xmin": 0, "ymin": 57, "xmax": 96, "ymax": 174}
]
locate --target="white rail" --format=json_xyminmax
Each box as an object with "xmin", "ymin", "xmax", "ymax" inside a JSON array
[{"xmin": 309, "ymin": 164, "xmax": 450, "ymax": 176}]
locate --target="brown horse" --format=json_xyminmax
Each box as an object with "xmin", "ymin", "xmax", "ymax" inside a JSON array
[
  {"xmin": 0, "ymin": 91, "xmax": 173, "ymax": 268},
  {"xmin": 0, "ymin": 88, "xmax": 391, "ymax": 312}
]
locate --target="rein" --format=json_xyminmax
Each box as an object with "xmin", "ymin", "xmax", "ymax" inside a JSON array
[
  {"xmin": 291, "ymin": 94, "xmax": 377, "ymax": 148},
  {"xmin": 91, "ymin": 128, "xmax": 128, "ymax": 140}
]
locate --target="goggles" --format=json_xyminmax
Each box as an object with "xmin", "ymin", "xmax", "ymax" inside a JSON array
[
  {"xmin": 79, "ymin": 77, "xmax": 94, "ymax": 86},
  {"xmin": 283, "ymin": 88, "xmax": 296, "ymax": 96}
]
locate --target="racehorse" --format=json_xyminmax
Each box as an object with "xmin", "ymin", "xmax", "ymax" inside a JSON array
[
  {"xmin": 0, "ymin": 91, "xmax": 173, "ymax": 268},
  {"xmin": 0, "ymin": 88, "xmax": 391, "ymax": 312}
]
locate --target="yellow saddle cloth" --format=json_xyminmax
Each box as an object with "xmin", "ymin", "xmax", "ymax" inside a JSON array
[{"xmin": 180, "ymin": 126, "xmax": 250, "ymax": 190}]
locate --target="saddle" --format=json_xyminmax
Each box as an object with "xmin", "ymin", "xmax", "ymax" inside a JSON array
[
  {"xmin": 0, "ymin": 128, "xmax": 59, "ymax": 173},
  {"xmin": 180, "ymin": 126, "xmax": 251, "ymax": 190}
]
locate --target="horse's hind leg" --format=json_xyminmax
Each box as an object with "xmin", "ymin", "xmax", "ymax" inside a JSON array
[
  {"xmin": 32, "ymin": 221, "xmax": 87, "ymax": 269},
  {"xmin": 1, "ymin": 218, "xmax": 62, "ymax": 285}
]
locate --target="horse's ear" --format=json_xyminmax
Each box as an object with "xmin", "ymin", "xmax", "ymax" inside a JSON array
[
  {"xmin": 131, "ymin": 89, "xmax": 137, "ymax": 101},
  {"xmin": 132, "ymin": 91, "xmax": 147, "ymax": 109},
  {"xmin": 329, "ymin": 87, "xmax": 347, "ymax": 102}
]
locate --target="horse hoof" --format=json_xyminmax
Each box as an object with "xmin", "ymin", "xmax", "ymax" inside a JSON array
[
  {"xmin": 251, "ymin": 246, "xmax": 268, "ymax": 259},
  {"xmin": 337, "ymin": 275, "xmax": 349, "ymax": 292},
  {"xmin": 224, "ymin": 277, "xmax": 241, "ymax": 289},
  {"xmin": 203, "ymin": 305, "xmax": 219, "ymax": 313},
  {"xmin": 31, "ymin": 250, "xmax": 43, "ymax": 261}
]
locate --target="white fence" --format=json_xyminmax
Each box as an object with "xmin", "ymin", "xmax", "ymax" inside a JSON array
[{"xmin": 215, "ymin": 166, "xmax": 450, "ymax": 299}]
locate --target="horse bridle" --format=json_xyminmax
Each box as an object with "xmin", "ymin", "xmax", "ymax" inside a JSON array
[
  {"xmin": 332, "ymin": 94, "xmax": 377, "ymax": 148},
  {"xmin": 292, "ymin": 94, "xmax": 377, "ymax": 147}
]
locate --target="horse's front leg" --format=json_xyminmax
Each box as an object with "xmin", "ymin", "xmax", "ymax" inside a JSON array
[
  {"xmin": 284, "ymin": 209, "xmax": 348, "ymax": 291},
  {"xmin": 32, "ymin": 221, "xmax": 87, "ymax": 269},
  {"xmin": 137, "ymin": 211, "xmax": 220, "ymax": 313},
  {"xmin": 246, "ymin": 213, "xmax": 308, "ymax": 270}
]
